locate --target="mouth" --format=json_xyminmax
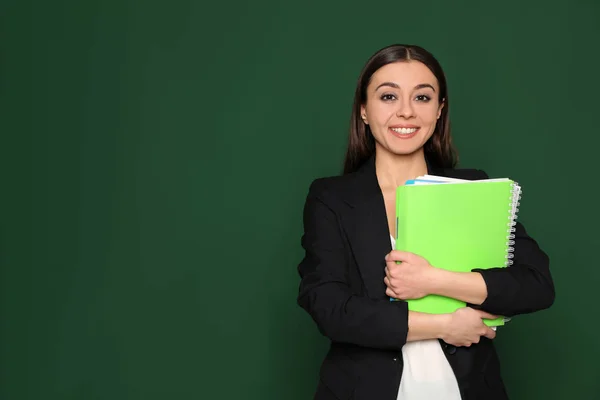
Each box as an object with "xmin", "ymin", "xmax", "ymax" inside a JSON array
[{"xmin": 389, "ymin": 126, "xmax": 420, "ymax": 139}]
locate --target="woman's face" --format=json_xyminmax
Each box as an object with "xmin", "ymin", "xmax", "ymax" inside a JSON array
[{"xmin": 361, "ymin": 61, "xmax": 444, "ymax": 158}]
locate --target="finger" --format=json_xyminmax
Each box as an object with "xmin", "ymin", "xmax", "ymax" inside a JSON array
[
  {"xmin": 384, "ymin": 266, "xmax": 396, "ymax": 280},
  {"xmin": 386, "ymin": 261, "xmax": 406, "ymax": 277},
  {"xmin": 483, "ymin": 327, "xmax": 497, "ymax": 340},
  {"xmin": 386, "ymin": 287, "xmax": 397, "ymax": 298},
  {"xmin": 385, "ymin": 277, "xmax": 399, "ymax": 292},
  {"xmin": 386, "ymin": 251, "xmax": 415, "ymax": 263},
  {"xmin": 474, "ymin": 310, "xmax": 500, "ymax": 320},
  {"xmin": 384, "ymin": 276, "xmax": 392, "ymax": 288}
]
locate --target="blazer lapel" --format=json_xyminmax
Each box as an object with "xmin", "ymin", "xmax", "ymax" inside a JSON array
[
  {"xmin": 340, "ymin": 156, "xmax": 391, "ymax": 299},
  {"xmin": 340, "ymin": 155, "xmax": 447, "ymax": 299}
]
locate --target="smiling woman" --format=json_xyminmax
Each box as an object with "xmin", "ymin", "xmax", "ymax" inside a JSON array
[
  {"xmin": 296, "ymin": 44, "xmax": 555, "ymax": 400},
  {"xmin": 345, "ymin": 45, "xmax": 457, "ymax": 177},
  {"xmin": 362, "ymin": 63, "xmax": 443, "ymax": 155}
]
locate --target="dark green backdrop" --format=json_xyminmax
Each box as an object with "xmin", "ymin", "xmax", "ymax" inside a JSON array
[{"xmin": 1, "ymin": 0, "xmax": 599, "ymax": 399}]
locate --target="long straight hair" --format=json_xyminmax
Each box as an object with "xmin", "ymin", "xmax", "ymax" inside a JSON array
[{"xmin": 343, "ymin": 44, "xmax": 458, "ymax": 174}]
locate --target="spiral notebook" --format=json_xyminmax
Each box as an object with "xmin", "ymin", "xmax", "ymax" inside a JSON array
[{"xmin": 391, "ymin": 175, "xmax": 522, "ymax": 327}]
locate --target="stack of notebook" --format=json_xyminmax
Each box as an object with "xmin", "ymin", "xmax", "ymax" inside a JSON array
[{"xmin": 391, "ymin": 175, "xmax": 522, "ymax": 327}]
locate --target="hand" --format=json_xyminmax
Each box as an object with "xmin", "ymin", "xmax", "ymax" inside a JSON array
[
  {"xmin": 384, "ymin": 251, "xmax": 436, "ymax": 300},
  {"xmin": 441, "ymin": 307, "xmax": 498, "ymax": 347}
]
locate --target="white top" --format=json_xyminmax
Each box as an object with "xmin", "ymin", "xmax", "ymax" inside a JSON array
[{"xmin": 391, "ymin": 235, "xmax": 462, "ymax": 400}]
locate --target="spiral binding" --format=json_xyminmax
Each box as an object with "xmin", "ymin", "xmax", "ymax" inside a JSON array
[{"xmin": 505, "ymin": 181, "xmax": 522, "ymax": 267}]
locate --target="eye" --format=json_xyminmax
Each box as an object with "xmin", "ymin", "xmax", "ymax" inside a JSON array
[
  {"xmin": 415, "ymin": 94, "xmax": 431, "ymax": 102},
  {"xmin": 380, "ymin": 93, "xmax": 397, "ymax": 102}
]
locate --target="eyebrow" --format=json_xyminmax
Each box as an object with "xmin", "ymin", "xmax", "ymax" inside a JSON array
[{"xmin": 375, "ymin": 82, "xmax": 436, "ymax": 92}]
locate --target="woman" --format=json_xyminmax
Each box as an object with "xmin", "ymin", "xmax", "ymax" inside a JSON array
[{"xmin": 296, "ymin": 44, "xmax": 555, "ymax": 400}]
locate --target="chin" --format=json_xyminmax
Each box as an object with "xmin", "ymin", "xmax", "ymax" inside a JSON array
[
  {"xmin": 389, "ymin": 142, "xmax": 427, "ymax": 156},
  {"xmin": 374, "ymin": 135, "xmax": 429, "ymax": 157},
  {"xmin": 392, "ymin": 149, "xmax": 422, "ymax": 157},
  {"xmin": 376, "ymin": 146, "xmax": 421, "ymax": 159}
]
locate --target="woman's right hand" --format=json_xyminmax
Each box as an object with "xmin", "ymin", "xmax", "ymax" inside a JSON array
[{"xmin": 441, "ymin": 307, "xmax": 498, "ymax": 347}]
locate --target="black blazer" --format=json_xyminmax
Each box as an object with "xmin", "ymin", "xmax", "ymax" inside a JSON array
[{"xmin": 297, "ymin": 156, "xmax": 555, "ymax": 400}]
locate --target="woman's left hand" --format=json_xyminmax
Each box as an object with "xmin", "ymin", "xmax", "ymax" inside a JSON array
[{"xmin": 384, "ymin": 251, "xmax": 437, "ymax": 300}]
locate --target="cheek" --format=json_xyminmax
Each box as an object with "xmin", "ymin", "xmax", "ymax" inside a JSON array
[
  {"xmin": 367, "ymin": 105, "xmax": 395, "ymax": 126},
  {"xmin": 420, "ymin": 106, "xmax": 441, "ymax": 125}
]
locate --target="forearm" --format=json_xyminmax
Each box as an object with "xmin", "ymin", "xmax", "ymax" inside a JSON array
[
  {"xmin": 298, "ymin": 283, "xmax": 410, "ymax": 350},
  {"xmin": 470, "ymin": 223, "xmax": 555, "ymax": 316},
  {"xmin": 427, "ymin": 269, "xmax": 488, "ymax": 305},
  {"xmin": 472, "ymin": 264, "xmax": 554, "ymax": 316},
  {"xmin": 406, "ymin": 311, "xmax": 448, "ymax": 342}
]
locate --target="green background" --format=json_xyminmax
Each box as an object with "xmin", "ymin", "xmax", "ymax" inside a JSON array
[{"xmin": 1, "ymin": 0, "xmax": 598, "ymax": 398}]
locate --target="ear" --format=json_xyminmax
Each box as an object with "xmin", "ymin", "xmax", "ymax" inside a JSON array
[
  {"xmin": 360, "ymin": 105, "xmax": 368, "ymax": 124},
  {"xmin": 437, "ymin": 99, "xmax": 445, "ymax": 120}
]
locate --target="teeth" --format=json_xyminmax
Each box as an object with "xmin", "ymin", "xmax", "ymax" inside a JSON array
[{"xmin": 391, "ymin": 127, "xmax": 418, "ymax": 134}]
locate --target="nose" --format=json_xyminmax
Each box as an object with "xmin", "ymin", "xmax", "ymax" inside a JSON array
[{"xmin": 396, "ymin": 98, "xmax": 415, "ymax": 118}]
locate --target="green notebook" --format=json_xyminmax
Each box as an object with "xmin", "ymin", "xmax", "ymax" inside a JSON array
[{"xmin": 393, "ymin": 176, "xmax": 521, "ymax": 327}]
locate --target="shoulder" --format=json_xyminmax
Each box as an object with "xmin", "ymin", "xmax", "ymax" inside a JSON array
[
  {"xmin": 437, "ymin": 167, "xmax": 489, "ymax": 180},
  {"xmin": 302, "ymin": 166, "xmax": 372, "ymax": 209},
  {"xmin": 305, "ymin": 173, "xmax": 355, "ymax": 201}
]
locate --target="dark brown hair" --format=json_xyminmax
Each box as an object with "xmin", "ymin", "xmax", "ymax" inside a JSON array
[{"xmin": 343, "ymin": 44, "xmax": 458, "ymax": 174}]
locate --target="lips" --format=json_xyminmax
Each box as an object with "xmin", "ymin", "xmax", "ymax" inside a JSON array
[{"xmin": 389, "ymin": 126, "xmax": 420, "ymax": 139}]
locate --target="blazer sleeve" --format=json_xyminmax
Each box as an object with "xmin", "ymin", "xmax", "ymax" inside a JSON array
[
  {"xmin": 470, "ymin": 170, "xmax": 556, "ymax": 317},
  {"xmin": 296, "ymin": 179, "xmax": 409, "ymax": 350}
]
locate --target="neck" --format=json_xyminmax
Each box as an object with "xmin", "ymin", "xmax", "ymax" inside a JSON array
[{"xmin": 375, "ymin": 148, "xmax": 429, "ymax": 191}]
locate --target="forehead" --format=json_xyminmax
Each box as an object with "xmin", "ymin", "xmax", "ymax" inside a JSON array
[{"xmin": 369, "ymin": 61, "xmax": 439, "ymax": 90}]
